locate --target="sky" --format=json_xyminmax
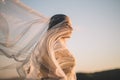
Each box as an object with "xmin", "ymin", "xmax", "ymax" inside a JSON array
[
  {"xmin": 21, "ymin": 0, "xmax": 120, "ymax": 73},
  {"xmin": 0, "ymin": 1, "xmax": 120, "ymax": 78}
]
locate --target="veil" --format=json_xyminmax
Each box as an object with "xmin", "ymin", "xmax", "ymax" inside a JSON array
[
  {"xmin": 0, "ymin": 0, "xmax": 49, "ymax": 61},
  {"xmin": 0, "ymin": 0, "xmax": 76, "ymax": 80},
  {"xmin": 0, "ymin": 0, "xmax": 49, "ymax": 77}
]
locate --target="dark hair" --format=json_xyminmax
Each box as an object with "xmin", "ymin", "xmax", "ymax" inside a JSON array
[{"xmin": 48, "ymin": 14, "xmax": 68, "ymax": 30}]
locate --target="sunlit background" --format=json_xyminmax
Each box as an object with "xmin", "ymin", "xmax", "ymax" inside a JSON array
[
  {"xmin": 21, "ymin": 0, "xmax": 120, "ymax": 73},
  {"xmin": 0, "ymin": 0, "xmax": 120, "ymax": 78}
]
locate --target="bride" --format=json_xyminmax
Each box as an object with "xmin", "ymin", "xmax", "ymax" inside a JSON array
[{"xmin": 0, "ymin": 0, "xmax": 76, "ymax": 80}]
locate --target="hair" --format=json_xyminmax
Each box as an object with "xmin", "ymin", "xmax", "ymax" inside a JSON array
[{"xmin": 48, "ymin": 14, "xmax": 69, "ymax": 30}]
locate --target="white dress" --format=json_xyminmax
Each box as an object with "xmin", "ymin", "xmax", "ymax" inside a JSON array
[{"xmin": 0, "ymin": 0, "xmax": 76, "ymax": 80}]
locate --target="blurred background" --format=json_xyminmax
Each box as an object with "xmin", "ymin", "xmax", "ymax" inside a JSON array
[
  {"xmin": 20, "ymin": 0, "xmax": 120, "ymax": 72},
  {"xmin": 0, "ymin": 0, "xmax": 120, "ymax": 80}
]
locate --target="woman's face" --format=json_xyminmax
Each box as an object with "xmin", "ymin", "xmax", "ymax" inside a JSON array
[
  {"xmin": 48, "ymin": 14, "xmax": 73, "ymax": 40},
  {"xmin": 60, "ymin": 24, "xmax": 73, "ymax": 40},
  {"xmin": 55, "ymin": 16, "xmax": 73, "ymax": 40}
]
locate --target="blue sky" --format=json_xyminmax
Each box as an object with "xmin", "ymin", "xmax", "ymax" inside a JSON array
[{"xmin": 21, "ymin": 0, "xmax": 120, "ymax": 72}]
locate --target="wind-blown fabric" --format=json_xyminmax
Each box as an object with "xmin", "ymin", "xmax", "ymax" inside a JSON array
[
  {"xmin": 0, "ymin": 0, "xmax": 76, "ymax": 80},
  {"xmin": 0, "ymin": 0, "xmax": 48, "ymax": 61}
]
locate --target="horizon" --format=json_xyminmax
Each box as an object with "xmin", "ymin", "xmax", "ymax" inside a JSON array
[{"xmin": 0, "ymin": 68, "xmax": 120, "ymax": 79}]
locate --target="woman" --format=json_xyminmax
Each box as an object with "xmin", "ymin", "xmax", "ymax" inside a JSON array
[
  {"xmin": 0, "ymin": 0, "xmax": 76, "ymax": 80},
  {"xmin": 25, "ymin": 14, "xmax": 76, "ymax": 80}
]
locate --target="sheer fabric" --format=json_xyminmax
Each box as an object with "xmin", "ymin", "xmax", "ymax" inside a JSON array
[
  {"xmin": 0, "ymin": 0, "xmax": 76, "ymax": 80},
  {"xmin": 0, "ymin": 0, "xmax": 48, "ymax": 61}
]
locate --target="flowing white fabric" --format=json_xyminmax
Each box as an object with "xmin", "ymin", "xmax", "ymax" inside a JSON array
[
  {"xmin": 0, "ymin": 0, "xmax": 76, "ymax": 80},
  {"xmin": 0, "ymin": 0, "xmax": 48, "ymax": 61}
]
